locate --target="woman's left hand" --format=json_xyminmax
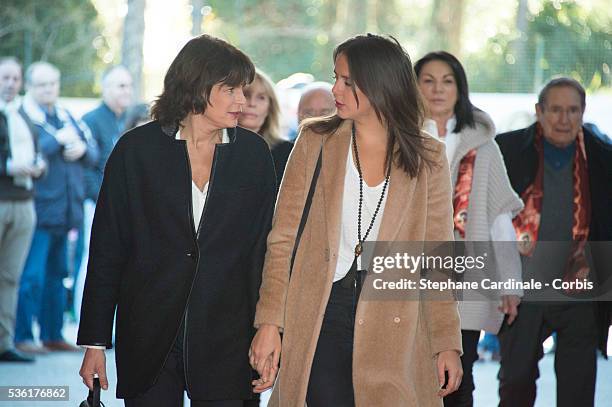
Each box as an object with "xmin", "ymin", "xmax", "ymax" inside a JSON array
[
  {"xmin": 436, "ymin": 350, "xmax": 463, "ymax": 398},
  {"xmin": 249, "ymin": 324, "xmax": 281, "ymax": 393}
]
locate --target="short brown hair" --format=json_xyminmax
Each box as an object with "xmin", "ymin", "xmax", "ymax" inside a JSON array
[{"xmin": 151, "ymin": 34, "xmax": 255, "ymax": 127}]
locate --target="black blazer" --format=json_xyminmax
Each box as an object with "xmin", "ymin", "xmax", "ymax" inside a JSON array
[
  {"xmin": 77, "ymin": 121, "xmax": 276, "ymax": 399},
  {"xmin": 496, "ymin": 123, "xmax": 612, "ymax": 357}
]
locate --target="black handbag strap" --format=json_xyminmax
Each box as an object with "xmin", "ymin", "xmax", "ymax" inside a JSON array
[{"xmin": 289, "ymin": 143, "xmax": 323, "ymax": 276}]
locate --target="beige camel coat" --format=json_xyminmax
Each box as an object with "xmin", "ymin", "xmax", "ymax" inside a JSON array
[{"xmin": 254, "ymin": 119, "xmax": 462, "ymax": 406}]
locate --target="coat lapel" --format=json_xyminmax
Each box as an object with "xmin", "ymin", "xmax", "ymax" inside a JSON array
[
  {"xmin": 322, "ymin": 120, "xmax": 352, "ymax": 260},
  {"xmin": 377, "ymin": 156, "xmax": 417, "ymax": 242}
]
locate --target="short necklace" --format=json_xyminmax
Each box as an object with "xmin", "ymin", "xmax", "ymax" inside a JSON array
[{"xmin": 351, "ymin": 125, "xmax": 391, "ymax": 257}]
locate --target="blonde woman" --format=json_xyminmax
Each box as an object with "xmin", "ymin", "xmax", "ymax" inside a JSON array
[{"xmin": 239, "ymin": 70, "xmax": 293, "ymax": 180}]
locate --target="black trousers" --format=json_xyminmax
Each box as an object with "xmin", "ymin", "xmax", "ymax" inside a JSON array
[
  {"xmin": 306, "ymin": 273, "xmax": 358, "ymax": 407},
  {"xmin": 124, "ymin": 331, "xmax": 258, "ymax": 407},
  {"xmin": 497, "ymin": 302, "xmax": 598, "ymax": 407},
  {"xmin": 443, "ymin": 329, "xmax": 480, "ymax": 407}
]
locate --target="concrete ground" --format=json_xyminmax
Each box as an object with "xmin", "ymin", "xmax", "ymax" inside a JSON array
[{"xmin": 0, "ymin": 323, "xmax": 610, "ymax": 407}]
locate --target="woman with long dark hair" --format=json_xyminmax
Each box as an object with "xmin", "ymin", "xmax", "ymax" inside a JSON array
[
  {"xmin": 77, "ymin": 34, "xmax": 276, "ymax": 406},
  {"xmin": 249, "ymin": 34, "xmax": 463, "ymax": 406},
  {"xmin": 415, "ymin": 51, "xmax": 523, "ymax": 407}
]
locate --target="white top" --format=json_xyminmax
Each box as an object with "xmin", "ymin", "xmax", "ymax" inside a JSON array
[
  {"xmin": 82, "ymin": 127, "xmax": 230, "ymax": 350},
  {"xmin": 0, "ymin": 98, "xmax": 36, "ymax": 189},
  {"xmin": 424, "ymin": 116, "xmax": 459, "ymax": 164},
  {"xmin": 176, "ymin": 129, "xmax": 229, "ymax": 230},
  {"xmin": 334, "ymin": 142, "xmax": 388, "ymax": 282}
]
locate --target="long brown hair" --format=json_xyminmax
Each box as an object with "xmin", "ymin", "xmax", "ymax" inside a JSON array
[{"xmin": 304, "ymin": 34, "xmax": 435, "ymax": 177}]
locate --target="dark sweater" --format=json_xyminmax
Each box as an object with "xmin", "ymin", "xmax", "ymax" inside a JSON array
[{"xmin": 82, "ymin": 102, "xmax": 126, "ymax": 202}]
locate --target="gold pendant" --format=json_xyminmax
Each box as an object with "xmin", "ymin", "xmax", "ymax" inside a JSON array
[{"xmin": 355, "ymin": 242, "xmax": 363, "ymax": 256}]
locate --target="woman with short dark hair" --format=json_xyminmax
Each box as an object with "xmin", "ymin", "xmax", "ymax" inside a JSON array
[
  {"xmin": 77, "ymin": 34, "xmax": 276, "ymax": 407},
  {"xmin": 416, "ymin": 51, "xmax": 524, "ymax": 407},
  {"xmin": 249, "ymin": 34, "xmax": 463, "ymax": 406}
]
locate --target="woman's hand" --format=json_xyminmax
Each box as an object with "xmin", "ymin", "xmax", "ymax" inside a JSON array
[
  {"xmin": 249, "ymin": 324, "xmax": 281, "ymax": 393},
  {"xmin": 436, "ymin": 350, "xmax": 463, "ymax": 398},
  {"xmin": 79, "ymin": 348, "xmax": 108, "ymax": 390}
]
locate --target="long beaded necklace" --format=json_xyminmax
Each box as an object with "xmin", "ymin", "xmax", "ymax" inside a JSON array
[{"xmin": 351, "ymin": 125, "xmax": 391, "ymax": 257}]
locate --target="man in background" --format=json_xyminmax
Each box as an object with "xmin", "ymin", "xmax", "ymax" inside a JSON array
[
  {"xmin": 496, "ymin": 77, "xmax": 612, "ymax": 407},
  {"xmin": 0, "ymin": 57, "xmax": 45, "ymax": 362},
  {"xmin": 297, "ymin": 82, "xmax": 335, "ymax": 124},
  {"xmin": 82, "ymin": 65, "xmax": 132, "ymax": 203},
  {"xmin": 15, "ymin": 61, "xmax": 98, "ymax": 353},
  {"xmin": 70, "ymin": 66, "xmax": 133, "ymax": 322}
]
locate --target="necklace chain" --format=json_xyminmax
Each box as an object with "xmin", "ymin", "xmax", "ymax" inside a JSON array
[{"xmin": 352, "ymin": 125, "xmax": 390, "ymax": 257}]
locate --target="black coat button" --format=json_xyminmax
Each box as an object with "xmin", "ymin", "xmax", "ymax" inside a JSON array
[{"xmin": 186, "ymin": 251, "xmax": 196, "ymax": 259}]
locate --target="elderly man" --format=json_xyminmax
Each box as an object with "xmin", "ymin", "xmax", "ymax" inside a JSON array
[
  {"xmin": 69, "ymin": 66, "xmax": 133, "ymax": 320},
  {"xmin": 0, "ymin": 57, "xmax": 45, "ymax": 362},
  {"xmin": 15, "ymin": 62, "xmax": 98, "ymax": 353},
  {"xmin": 83, "ymin": 65, "xmax": 133, "ymax": 203},
  {"xmin": 297, "ymin": 82, "xmax": 335, "ymax": 124},
  {"xmin": 496, "ymin": 78, "xmax": 612, "ymax": 407}
]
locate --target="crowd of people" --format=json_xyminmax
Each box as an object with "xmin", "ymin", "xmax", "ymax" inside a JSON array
[
  {"xmin": 0, "ymin": 32, "xmax": 610, "ymax": 407},
  {"xmin": 0, "ymin": 59, "xmax": 150, "ymax": 361}
]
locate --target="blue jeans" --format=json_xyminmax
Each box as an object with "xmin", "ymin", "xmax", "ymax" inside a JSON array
[{"xmin": 15, "ymin": 228, "xmax": 68, "ymax": 343}]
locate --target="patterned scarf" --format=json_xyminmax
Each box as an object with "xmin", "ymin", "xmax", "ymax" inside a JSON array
[
  {"xmin": 453, "ymin": 149, "xmax": 477, "ymax": 238},
  {"xmin": 513, "ymin": 123, "xmax": 591, "ymax": 285}
]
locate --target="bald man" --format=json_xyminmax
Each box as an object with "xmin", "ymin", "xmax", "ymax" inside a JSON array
[
  {"xmin": 83, "ymin": 65, "xmax": 133, "ymax": 202},
  {"xmin": 297, "ymin": 83, "xmax": 335, "ymax": 124}
]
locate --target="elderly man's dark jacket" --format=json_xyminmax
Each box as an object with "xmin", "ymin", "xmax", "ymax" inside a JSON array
[
  {"xmin": 496, "ymin": 123, "xmax": 612, "ymax": 357},
  {"xmin": 77, "ymin": 121, "xmax": 277, "ymax": 399}
]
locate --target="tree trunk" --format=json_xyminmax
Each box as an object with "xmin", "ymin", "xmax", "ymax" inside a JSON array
[
  {"xmin": 366, "ymin": 0, "xmax": 378, "ymax": 33},
  {"xmin": 350, "ymin": 0, "xmax": 368, "ymax": 34},
  {"xmin": 121, "ymin": 0, "xmax": 146, "ymax": 101},
  {"xmin": 191, "ymin": 0, "xmax": 204, "ymax": 36},
  {"xmin": 510, "ymin": 0, "xmax": 529, "ymax": 91},
  {"xmin": 428, "ymin": 0, "xmax": 465, "ymax": 56}
]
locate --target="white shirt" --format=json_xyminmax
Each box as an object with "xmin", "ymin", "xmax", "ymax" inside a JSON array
[
  {"xmin": 177, "ymin": 128, "xmax": 229, "ymax": 230},
  {"xmin": 423, "ymin": 117, "xmax": 459, "ymax": 164},
  {"xmin": 83, "ymin": 128, "xmax": 230, "ymax": 350},
  {"xmin": 334, "ymin": 142, "xmax": 388, "ymax": 282}
]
